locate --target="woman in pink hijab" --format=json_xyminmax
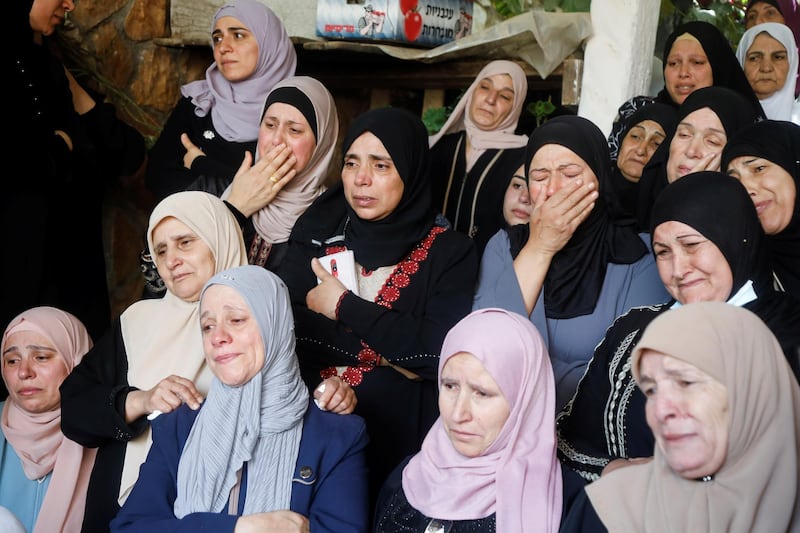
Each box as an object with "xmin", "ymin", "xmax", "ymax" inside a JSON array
[
  {"xmin": 0, "ymin": 307, "xmax": 96, "ymax": 533},
  {"xmin": 373, "ymin": 307, "xmax": 562, "ymax": 533}
]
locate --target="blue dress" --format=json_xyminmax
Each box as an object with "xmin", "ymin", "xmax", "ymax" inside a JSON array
[
  {"xmin": 110, "ymin": 399, "xmax": 370, "ymax": 533},
  {"xmin": 0, "ymin": 401, "xmax": 52, "ymax": 532},
  {"xmin": 473, "ymin": 230, "xmax": 670, "ymax": 410}
]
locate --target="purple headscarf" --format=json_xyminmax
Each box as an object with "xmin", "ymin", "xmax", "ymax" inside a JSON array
[{"xmin": 181, "ymin": 0, "xmax": 297, "ymax": 142}]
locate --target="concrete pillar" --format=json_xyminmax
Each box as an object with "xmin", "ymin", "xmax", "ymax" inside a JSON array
[{"xmin": 578, "ymin": 0, "xmax": 661, "ymax": 136}]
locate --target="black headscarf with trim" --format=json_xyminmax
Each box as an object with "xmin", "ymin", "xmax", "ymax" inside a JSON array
[
  {"xmin": 508, "ymin": 115, "xmax": 648, "ymax": 319},
  {"xmin": 607, "ymin": 102, "xmax": 677, "ymax": 224},
  {"xmin": 650, "ymin": 171, "xmax": 770, "ymax": 295},
  {"xmin": 745, "ymin": 0, "xmax": 784, "ymax": 17},
  {"xmin": 649, "ymin": 170, "xmax": 800, "ymax": 378}
]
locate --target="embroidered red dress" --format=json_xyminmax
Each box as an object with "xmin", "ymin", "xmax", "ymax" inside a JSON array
[{"xmin": 278, "ymin": 221, "xmax": 477, "ymax": 502}]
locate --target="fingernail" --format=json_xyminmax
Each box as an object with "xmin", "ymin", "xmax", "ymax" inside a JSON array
[
  {"xmin": 314, "ymin": 398, "xmax": 327, "ymax": 410},
  {"xmin": 316, "ymin": 383, "xmax": 326, "ymax": 394}
]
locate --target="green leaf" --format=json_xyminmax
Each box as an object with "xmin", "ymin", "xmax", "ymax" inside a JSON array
[
  {"xmin": 489, "ymin": 0, "xmax": 524, "ymax": 18},
  {"xmin": 422, "ymin": 107, "xmax": 449, "ymax": 135},
  {"xmin": 527, "ymin": 96, "xmax": 556, "ymax": 127},
  {"xmin": 559, "ymin": 0, "xmax": 591, "ymax": 12}
]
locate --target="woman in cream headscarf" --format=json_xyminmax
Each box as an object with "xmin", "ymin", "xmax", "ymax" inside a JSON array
[
  {"xmin": 561, "ymin": 302, "xmax": 800, "ymax": 532},
  {"xmin": 0, "ymin": 306, "xmax": 96, "ymax": 533},
  {"xmin": 60, "ymin": 191, "xmax": 248, "ymax": 532},
  {"xmin": 428, "ymin": 59, "xmax": 529, "ymax": 255}
]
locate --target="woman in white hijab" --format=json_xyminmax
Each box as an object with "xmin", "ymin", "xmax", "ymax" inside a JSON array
[
  {"xmin": 60, "ymin": 192, "xmax": 354, "ymax": 532},
  {"xmin": 736, "ymin": 22, "xmax": 800, "ymax": 123}
]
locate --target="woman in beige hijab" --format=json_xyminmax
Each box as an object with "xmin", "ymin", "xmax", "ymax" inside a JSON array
[
  {"xmin": 428, "ymin": 59, "xmax": 529, "ymax": 255},
  {"xmin": 561, "ymin": 302, "xmax": 800, "ymax": 532},
  {"xmin": 59, "ymin": 191, "xmax": 354, "ymax": 532}
]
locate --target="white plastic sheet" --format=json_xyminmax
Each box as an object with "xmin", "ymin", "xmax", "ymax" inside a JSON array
[{"xmin": 170, "ymin": 0, "xmax": 591, "ymax": 78}]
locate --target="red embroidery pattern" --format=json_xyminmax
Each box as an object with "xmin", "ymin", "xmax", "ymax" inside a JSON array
[
  {"xmin": 324, "ymin": 245, "xmax": 347, "ymax": 255},
  {"xmin": 320, "ymin": 225, "xmax": 446, "ymax": 386}
]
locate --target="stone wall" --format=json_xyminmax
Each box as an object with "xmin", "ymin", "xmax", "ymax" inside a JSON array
[
  {"xmin": 58, "ymin": 0, "xmax": 208, "ymax": 146},
  {"xmin": 56, "ymin": 0, "xmax": 198, "ymax": 317}
]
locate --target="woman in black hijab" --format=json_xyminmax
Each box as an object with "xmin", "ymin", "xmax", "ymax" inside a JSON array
[
  {"xmin": 275, "ymin": 107, "xmax": 478, "ymax": 507},
  {"xmin": 656, "ymin": 21, "xmax": 764, "ymax": 112},
  {"xmin": 605, "ymin": 21, "xmax": 764, "ymax": 174},
  {"xmin": 557, "ymin": 171, "xmax": 800, "ymax": 519},
  {"xmin": 723, "ymin": 119, "xmax": 800, "ymax": 299},
  {"xmin": 473, "ymin": 115, "xmax": 669, "ymax": 410},
  {"xmin": 606, "ymin": 102, "xmax": 677, "ymax": 225},
  {"xmin": 636, "ymin": 85, "xmax": 762, "ymax": 230}
]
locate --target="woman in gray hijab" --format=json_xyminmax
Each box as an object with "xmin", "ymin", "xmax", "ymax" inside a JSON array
[{"xmin": 111, "ymin": 266, "xmax": 370, "ymax": 533}]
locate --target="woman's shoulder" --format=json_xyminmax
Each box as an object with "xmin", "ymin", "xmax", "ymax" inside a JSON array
[
  {"xmin": 433, "ymin": 224, "xmax": 477, "ymax": 249},
  {"xmin": 483, "ymin": 144, "xmax": 525, "ymax": 161},
  {"xmin": 427, "ymin": 226, "xmax": 479, "ymax": 269},
  {"xmin": 150, "ymin": 403, "xmax": 203, "ymax": 451},
  {"xmin": 600, "ymin": 304, "xmax": 669, "ymax": 345},
  {"xmin": 163, "ymin": 96, "xmax": 199, "ymax": 122},
  {"xmin": 430, "ymin": 131, "xmax": 466, "ymax": 155},
  {"xmin": 122, "ymin": 297, "xmax": 163, "ymax": 316},
  {"xmin": 301, "ymin": 403, "xmax": 368, "ymax": 448}
]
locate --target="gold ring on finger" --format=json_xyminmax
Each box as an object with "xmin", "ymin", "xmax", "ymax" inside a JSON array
[{"xmin": 270, "ymin": 175, "xmax": 279, "ymax": 184}]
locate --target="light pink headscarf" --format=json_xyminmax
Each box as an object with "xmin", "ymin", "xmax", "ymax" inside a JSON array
[
  {"xmin": 181, "ymin": 0, "xmax": 297, "ymax": 142},
  {"xmin": 402, "ymin": 308, "xmax": 562, "ymax": 533},
  {"xmin": 428, "ymin": 60, "xmax": 529, "ymax": 167},
  {"xmin": 1, "ymin": 306, "xmax": 97, "ymax": 533}
]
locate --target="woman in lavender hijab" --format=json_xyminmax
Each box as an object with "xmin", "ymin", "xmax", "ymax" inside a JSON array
[
  {"xmin": 146, "ymin": 0, "xmax": 297, "ymax": 201},
  {"xmin": 141, "ymin": 0, "xmax": 297, "ymax": 297}
]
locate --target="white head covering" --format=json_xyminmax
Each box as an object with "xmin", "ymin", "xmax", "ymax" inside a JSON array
[
  {"xmin": 736, "ymin": 22, "xmax": 799, "ymax": 121},
  {"xmin": 180, "ymin": 0, "xmax": 297, "ymax": 142},
  {"xmin": 428, "ymin": 60, "xmax": 529, "ymax": 168},
  {"xmin": 174, "ymin": 265, "xmax": 309, "ymax": 516},
  {"xmin": 118, "ymin": 191, "xmax": 247, "ymax": 502}
]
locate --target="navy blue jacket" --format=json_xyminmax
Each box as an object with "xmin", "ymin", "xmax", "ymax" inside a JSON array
[{"xmin": 110, "ymin": 399, "xmax": 370, "ymax": 532}]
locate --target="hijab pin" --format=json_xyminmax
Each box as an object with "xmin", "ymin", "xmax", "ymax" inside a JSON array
[{"xmin": 203, "ymin": 130, "xmax": 215, "ymax": 140}]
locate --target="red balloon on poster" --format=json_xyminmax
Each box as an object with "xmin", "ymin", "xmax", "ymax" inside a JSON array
[
  {"xmin": 404, "ymin": 11, "xmax": 422, "ymax": 41},
  {"xmin": 400, "ymin": 0, "xmax": 418, "ymax": 14}
]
